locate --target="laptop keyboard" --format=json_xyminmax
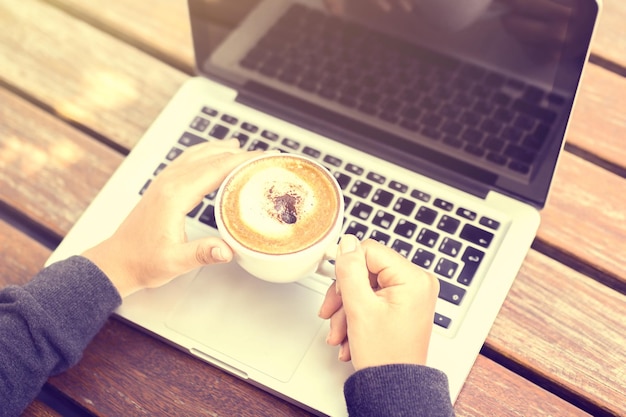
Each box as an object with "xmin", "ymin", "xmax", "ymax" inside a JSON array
[
  {"xmin": 140, "ymin": 104, "xmax": 504, "ymax": 337},
  {"xmin": 239, "ymin": 3, "xmax": 565, "ymax": 177}
]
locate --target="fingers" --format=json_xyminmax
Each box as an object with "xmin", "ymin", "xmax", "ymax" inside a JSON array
[
  {"xmin": 360, "ymin": 238, "xmax": 417, "ymax": 289},
  {"xmin": 333, "ymin": 235, "xmax": 376, "ymax": 310},
  {"xmin": 326, "ymin": 306, "xmax": 348, "ymax": 346},
  {"xmin": 147, "ymin": 141, "xmax": 263, "ymax": 213},
  {"xmin": 318, "ymin": 281, "xmax": 342, "ymax": 319}
]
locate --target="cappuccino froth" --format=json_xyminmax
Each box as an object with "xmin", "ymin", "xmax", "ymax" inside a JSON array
[
  {"xmin": 219, "ymin": 155, "xmax": 340, "ymax": 255},
  {"xmin": 237, "ymin": 167, "xmax": 316, "ymax": 239}
]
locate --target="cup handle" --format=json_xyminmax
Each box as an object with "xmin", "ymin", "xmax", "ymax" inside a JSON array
[{"xmin": 316, "ymin": 243, "xmax": 339, "ymax": 280}]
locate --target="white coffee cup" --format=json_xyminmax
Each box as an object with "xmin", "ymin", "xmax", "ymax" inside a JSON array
[{"xmin": 214, "ymin": 153, "xmax": 344, "ymax": 283}]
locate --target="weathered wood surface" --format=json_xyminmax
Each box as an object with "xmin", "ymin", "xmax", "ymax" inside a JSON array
[
  {"xmin": 1, "ymin": 0, "xmax": 624, "ymax": 416},
  {"xmin": 20, "ymin": 401, "xmax": 62, "ymax": 417}
]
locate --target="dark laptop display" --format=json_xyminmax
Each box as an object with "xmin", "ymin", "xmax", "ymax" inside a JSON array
[{"xmin": 189, "ymin": 0, "xmax": 597, "ymax": 207}]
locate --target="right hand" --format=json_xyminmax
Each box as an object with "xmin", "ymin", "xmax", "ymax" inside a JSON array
[{"xmin": 319, "ymin": 235, "xmax": 440, "ymax": 371}]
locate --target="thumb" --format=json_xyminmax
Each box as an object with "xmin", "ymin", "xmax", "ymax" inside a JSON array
[
  {"xmin": 179, "ymin": 237, "xmax": 234, "ymax": 270},
  {"xmin": 334, "ymin": 235, "xmax": 375, "ymax": 308}
]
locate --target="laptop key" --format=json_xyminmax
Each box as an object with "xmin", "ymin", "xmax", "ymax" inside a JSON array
[
  {"xmin": 415, "ymin": 206, "xmax": 438, "ymax": 225},
  {"xmin": 187, "ymin": 202, "xmax": 203, "ymax": 218},
  {"xmin": 189, "ymin": 116, "xmax": 210, "ymax": 132},
  {"xmin": 410, "ymin": 189, "xmax": 431, "ymax": 202},
  {"xmin": 411, "ymin": 248, "xmax": 435, "ymax": 269},
  {"xmin": 512, "ymin": 99, "xmax": 557, "ymax": 124},
  {"xmin": 281, "ymin": 138, "xmax": 300, "ymax": 150},
  {"xmin": 139, "ymin": 179, "xmax": 151, "ymax": 196},
  {"xmin": 479, "ymin": 216, "xmax": 500, "ymax": 230},
  {"xmin": 439, "ymin": 237, "xmax": 462, "ymax": 257},
  {"xmin": 350, "ymin": 180, "xmax": 373, "ymax": 198},
  {"xmin": 350, "ymin": 202, "xmax": 373, "ymax": 220},
  {"xmin": 303, "ymin": 146, "xmax": 321, "ymax": 158},
  {"xmin": 221, "ymin": 114, "xmax": 238, "ymax": 125},
  {"xmin": 372, "ymin": 210, "xmax": 395, "ymax": 229},
  {"xmin": 209, "ymin": 124, "xmax": 230, "ymax": 140},
  {"xmin": 323, "ymin": 155, "xmax": 342, "ymax": 167},
  {"xmin": 370, "ymin": 230, "xmax": 391, "ymax": 245},
  {"xmin": 435, "ymin": 258, "xmax": 458, "ymax": 278},
  {"xmin": 393, "ymin": 198, "xmax": 416, "ymax": 216},
  {"xmin": 261, "ymin": 130, "xmax": 279, "ymax": 141},
  {"xmin": 372, "ymin": 189, "xmax": 394, "ymax": 207},
  {"xmin": 456, "ymin": 207, "xmax": 477, "ymax": 221},
  {"xmin": 394, "ymin": 219, "xmax": 417, "ymax": 239},
  {"xmin": 417, "ymin": 228, "xmax": 440, "ymax": 248},
  {"xmin": 438, "ymin": 279, "xmax": 466, "ymax": 305},
  {"xmin": 201, "ymin": 106, "xmax": 218, "ymax": 117},
  {"xmin": 391, "ymin": 239, "xmax": 413, "ymax": 258},
  {"xmin": 153, "ymin": 163, "xmax": 167, "ymax": 176},
  {"xmin": 199, "ymin": 204, "xmax": 217, "ymax": 229},
  {"xmin": 345, "ymin": 221, "xmax": 368, "ymax": 240},
  {"xmin": 434, "ymin": 313, "xmax": 452, "ymax": 329},
  {"xmin": 366, "ymin": 172, "xmax": 386, "ymax": 184},
  {"xmin": 248, "ymin": 140, "xmax": 269, "ymax": 151},
  {"xmin": 437, "ymin": 215, "xmax": 460, "ymax": 234},
  {"xmin": 179, "ymin": 132, "xmax": 207, "ymax": 147},
  {"xmin": 434, "ymin": 198, "xmax": 453, "ymax": 211},
  {"xmin": 333, "ymin": 172, "xmax": 351, "ymax": 190},
  {"xmin": 459, "ymin": 224, "xmax": 494, "ymax": 248},
  {"xmin": 389, "ymin": 180, "xmax": 408, "ymax": 193},
  {"xmin": 241, "ymin": 122, "xmax": 259, "ymax": 133},
  {"xmin": 166, "ymin": 147, "xmax": 183, "ymax": 161},
  {"xmin": 458, "ymin": 246, "xmax": 485, "ymax": 286},
  {"xmin": 346, "ymin": 163, "xmax": 364, "ymax": 175}
]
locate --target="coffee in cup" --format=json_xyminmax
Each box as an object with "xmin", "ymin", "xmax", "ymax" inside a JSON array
[{"xmin": 215, "ymin": 153, "xmax": 344, "ymax": 283}]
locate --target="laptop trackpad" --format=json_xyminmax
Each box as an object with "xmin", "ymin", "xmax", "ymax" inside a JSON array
[{"xmin": 165, "ymin": 264, "xmax": 326, "ymax": 383}]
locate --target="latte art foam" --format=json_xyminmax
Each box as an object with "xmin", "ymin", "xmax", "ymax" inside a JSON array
[
  {"xmin": 219, "ymin": 155, "xmax": 340, "ymax": 255},
  {"xmin": 237, "ymin": 168, "xmax": 316, "ymax": 238}
]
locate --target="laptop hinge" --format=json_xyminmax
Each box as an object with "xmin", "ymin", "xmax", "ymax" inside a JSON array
[{"xmin": 237, "ymin": 82, "xmax": 494, "ymax": 200}]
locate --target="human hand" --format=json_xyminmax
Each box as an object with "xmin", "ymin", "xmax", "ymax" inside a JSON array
[
  {"xmin": 82, "ymin": 140, "xmax": 262, "ymax": 298},
  {"xmin": 318, "ymin": 235, "xmax": 439, "ymax": 370}
]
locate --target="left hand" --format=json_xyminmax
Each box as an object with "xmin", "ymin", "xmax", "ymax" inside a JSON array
[{"xmin": 82, "ymin": 140, "xmax": 262, "ymax": 297}]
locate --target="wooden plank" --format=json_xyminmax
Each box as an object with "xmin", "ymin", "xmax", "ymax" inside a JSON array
[
  {"xmin": 20, "ymin": 400, "xmax": 63, "ymax": 417},
  {"xmin": 48, "ymin": 318, "xmax": 590, "ymax": 417},
  {"xmin": 590, "ymin": 0, "xmax": 626, "ymax": 67},
  {"xmin": 0, "ymin": 219, "xmax": 50, "ymax": 287},
  {"xmin": 40, "ymin": 0, "xmax": 626, "ymax": 170},
  {"xmin": 0, "ymin": 87, "xmax": 122, "ymax": 238},
  {"xmin": 0, "ymin": 0, "xmax": 186, "ymax": 152},
  {"xmin": 538, "ymin": 151, "xmax": 626, "ymax": 283},
  {"xmin": 43, "ymin": 0, "xmax": 197, "ymax": 73},
  {"xmin": 568, "ymin": 64, "xmax": 626, "ymax": 170},
  {"xmin": 455, "ymin": 356, "xmax": 591, "ymax": 417},
  {"xmin": 487, "ymin": 250, "xmax": 626, "ymax": 416}
]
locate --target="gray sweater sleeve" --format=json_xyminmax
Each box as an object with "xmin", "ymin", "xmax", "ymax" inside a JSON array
[
  {"xmin": 0, "ymin": 256, "xmax": 121, "ymax": 417},
  {"xmin": 344, "ymin": 364, "xmax": 456, "ymax": 417}
]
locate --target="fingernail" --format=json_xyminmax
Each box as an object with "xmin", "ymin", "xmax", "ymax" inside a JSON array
[
  {"xmin": 338, "ymin": 343, "xmax": 346, "ymax": 360},
  {"xmin": 339, "ymin": 234, "xmax": 358, "ymax": 254},
  {"xmin": 211, "ymin": 247, "xmax": 227, "ymax": 262}
]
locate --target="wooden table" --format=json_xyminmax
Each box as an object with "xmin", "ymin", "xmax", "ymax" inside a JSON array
[{"xmin": 1, "ymin": 0, "xmax": 624, "ymax": 416}]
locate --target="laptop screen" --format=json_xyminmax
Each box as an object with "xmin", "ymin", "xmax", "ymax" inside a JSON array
[{"xmin": 188, "ymin": 0, "xmax": 599, "ymax": 207}]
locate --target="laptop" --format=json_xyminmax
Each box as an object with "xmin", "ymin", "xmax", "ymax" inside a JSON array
[{"xmin": 47, "ymin": 0, "xmax": 601, "ymax": 415}]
